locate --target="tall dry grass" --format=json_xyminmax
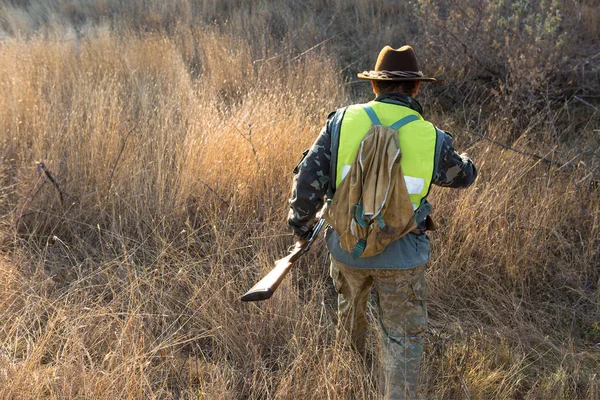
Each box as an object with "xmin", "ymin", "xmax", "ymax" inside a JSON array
[{"xmin": 0, "ymin": 0, "xmax": 599, "ymax": 398}]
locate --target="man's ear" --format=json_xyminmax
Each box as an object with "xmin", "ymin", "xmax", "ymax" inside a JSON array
[
  {"xmin": 413, "ymin": 81, "xmax": 422, "ymax": 96},
  {"xmin": 371, "ymin": 80, "xmax": 378, "ymax": 95}
]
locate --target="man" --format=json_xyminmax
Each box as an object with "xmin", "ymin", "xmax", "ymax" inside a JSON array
[{"xmin": 288, "ymin": 45, "xmax": 477, "ymax": 399}]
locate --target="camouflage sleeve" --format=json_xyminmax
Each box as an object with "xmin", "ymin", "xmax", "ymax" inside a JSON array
[
  {"xmin": 432, "ymin": 130, "xmax": 477, "ymax": 188},
  {"xmin": 287, "ymin": 113, "xmax": 335, "ymax": 237}
]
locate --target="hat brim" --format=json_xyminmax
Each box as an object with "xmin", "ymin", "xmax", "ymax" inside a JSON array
[{"xmin": 357, "ymin": 72, "xmax": 436, "ymax": 82}]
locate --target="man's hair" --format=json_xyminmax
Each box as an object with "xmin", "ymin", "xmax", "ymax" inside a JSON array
[{"xmin": 373, "ymin": 80, "xmax": 419, "ymax": 97}]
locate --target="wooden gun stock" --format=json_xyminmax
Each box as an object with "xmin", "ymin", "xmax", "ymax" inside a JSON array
[{"xmin": 241, "ymin": 217, "xmax": 326, "ymax": 302}]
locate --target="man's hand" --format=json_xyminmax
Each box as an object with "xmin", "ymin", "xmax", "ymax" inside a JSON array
[
  {"xmin": 293, "ymin": 229, "xmax": 312, "ymax": 244},
  {"xmin": 293, "ymin": 235, "xmax": 307, "ymax": 244}
]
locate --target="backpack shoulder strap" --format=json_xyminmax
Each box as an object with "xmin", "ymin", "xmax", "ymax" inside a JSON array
[
  {"xmin": 363, "ymin": 104, "xmax": 420, "ymax": 130},
  {"xmin": 362, "ymin": 104, "xmax": 381, "ymax": 125},
  {"xmin": 390, "ymin": 114, "xmax": 420, "ymax": 130}
]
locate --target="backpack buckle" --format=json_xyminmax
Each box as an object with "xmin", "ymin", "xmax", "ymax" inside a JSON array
[
  {"xmin": 352, "ymin": 204, "xmax": 369, "ymax": 228},
  {"xmin": 352, "ymin": 239, "xmax": 367, "ymax": 258}
]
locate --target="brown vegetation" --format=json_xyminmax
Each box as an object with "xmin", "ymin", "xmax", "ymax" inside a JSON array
[{"xmin": 0, "ymin": 0, "xmax": 598, "ymax": 398}]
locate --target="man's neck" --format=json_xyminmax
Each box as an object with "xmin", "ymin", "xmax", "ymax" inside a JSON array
[{"xmin": 374, "ymin": 92, "xmax": 423, "ymax": 115}]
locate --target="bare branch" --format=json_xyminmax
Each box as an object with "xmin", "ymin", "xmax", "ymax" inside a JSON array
[
  {"xmin": 198, "ymin": 177, "xmax": 230, "ymax": 207},
  {"xmin": 574, "ymin": 96, "xmax": 600, "ymax": 113},
  {"xmin": 466, "ymin": 130, "xmax": 563, "ymax": 167},
  {"xmin": 37, "ymin": 162, "xmax": 67, "ymax": 205},
  {"xmin": 107, "ymin": 123, "xmax": 137, "ymax": 196}
]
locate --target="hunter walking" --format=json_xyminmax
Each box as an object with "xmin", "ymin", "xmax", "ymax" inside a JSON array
[{"xmin": 288, "ymin": 45, "xmax": 477, "ymax": 399}]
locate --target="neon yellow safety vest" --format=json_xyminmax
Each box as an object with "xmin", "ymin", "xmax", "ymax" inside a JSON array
[{"xmin": 335, "ymin": 101, "xmax": 437, "ymax": 210}]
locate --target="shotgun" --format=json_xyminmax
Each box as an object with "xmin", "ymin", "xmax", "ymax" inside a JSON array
[{"xmin": 241, "ymin": 208, "xmax": 327, "ymax": 302}]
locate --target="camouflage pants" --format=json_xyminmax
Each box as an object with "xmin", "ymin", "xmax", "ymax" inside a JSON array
[{"xmin": 330, "ymin": 258, "xmax": 428, "ymax": 400}]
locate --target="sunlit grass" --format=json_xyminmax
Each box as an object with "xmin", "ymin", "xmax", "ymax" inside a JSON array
[{"xmin": 0, "ymin": 1, "xmax": 598, "ymax": 398}]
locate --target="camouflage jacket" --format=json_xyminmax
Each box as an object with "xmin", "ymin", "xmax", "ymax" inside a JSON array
[{"xmin": 288, "ymin": 93, "xmax": 477, "ymax": 265}]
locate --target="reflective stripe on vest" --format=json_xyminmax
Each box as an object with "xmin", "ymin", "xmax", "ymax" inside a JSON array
[{"xmin": 335, "ymin": 101, "xmax": 437, "ymax": 210}]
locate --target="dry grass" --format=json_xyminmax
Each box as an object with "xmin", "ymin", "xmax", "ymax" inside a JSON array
[{"xmin": 0, "ymin": 0, "xmax": 599, "ymax": 399}]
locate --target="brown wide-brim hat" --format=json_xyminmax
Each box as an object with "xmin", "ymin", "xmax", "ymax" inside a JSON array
[{"xmin": 357, "ymin": 45, "xmax": 436, "ymax": 82}]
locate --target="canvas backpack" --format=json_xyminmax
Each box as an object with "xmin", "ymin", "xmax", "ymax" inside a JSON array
[{"xmin": 323, "ymin": 105, "xmax": 418, "ymax": 258}]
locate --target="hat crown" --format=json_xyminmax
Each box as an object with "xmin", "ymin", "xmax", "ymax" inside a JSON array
[{"xmin": 375, "ymin": 45, "xmax": 420, "ymax": 73}]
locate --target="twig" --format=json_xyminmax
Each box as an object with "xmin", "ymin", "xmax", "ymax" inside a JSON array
[
  {"xmin": 573, "ymin": 96, "xmax": 600, "ymax": 113},
  {"xmin": 107, "ymin": 123, "xmax": 137, "ymax": 195},
  {"xmin": 16, "ymin": 174, "xmax": 46, "ymax": 219},
  {"xmin": 198, "ymin": 177, "xmax": 230, "ymax": 207},
  {"xmin": 557, "ymin": 149, "xmax": 592, "ymax": 171},
  {"xmin": 432, "ymin": 15, "xmax": 505, "ymax": 79},
  {"xmin": 234, "ymin": 121, "xmax": 269, "ymax": 190},
  {"xmin": 576, "ymin": 165, "xmax": 600, "ymax": 185},
  {"xmin": 37, "ymin": 162, "xmax": 66, "ymax": 205},
  {"xmin": 572, "ymin": 0, "xmax": 582, "ymax": 32},
  {"xmin": 466, "ymin": 130, "xmax": 563, "ymax": 167},
  {"xmin": 238, "ymin": 123, "xmax": 262, "ymax": 173},
  {"xmin": 265, "ymin": 33, "xmax": 342, "ymax": 79},
  {"xmin": 546, "ymin": 83, "xmax": 559, "ymax": 143},
  {"xmin": 427, "ymin": 331, "xmax": 455, "ymax": 362}
]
